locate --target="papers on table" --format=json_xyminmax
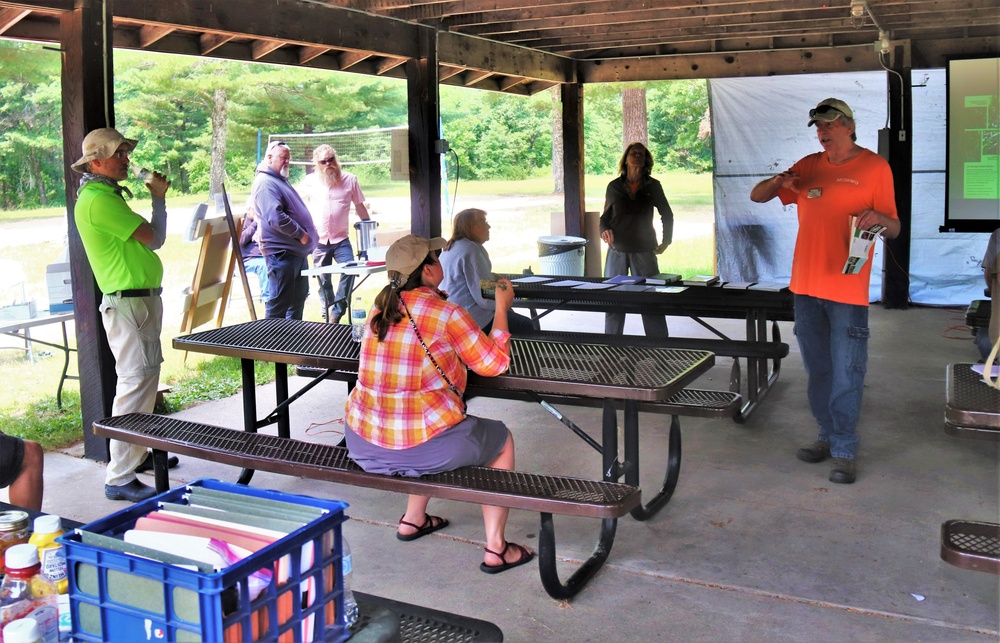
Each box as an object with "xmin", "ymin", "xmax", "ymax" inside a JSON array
[
  {"xmin": 654, "ymin": 286, "xmax": 688, "ymax": 294},
  {"xmin": 682, "ymin": 274, "xmax": 720, "ymax": 286},
  {"xmin": 971, "ymin": 364, "xmax": 1000, "ymax": 378},
  {"xmin": 544, "ymin": 279, "xmax": 588, "ymax": 288},
  {"xmin": 511, "ymin": 275, "xmax": 551, "ymax": 284},
  {"xmin": 604, "ymin": 275, "xmax": 645, "ymax": 285},
  {"xmin": 748, "ymin": 282, "xmax": 788, "ymax": 292}
]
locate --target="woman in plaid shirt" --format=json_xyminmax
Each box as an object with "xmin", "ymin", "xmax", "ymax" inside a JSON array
[{"xmin": 344, "ymin": 235, "xmax": 534, "ymax": 574}]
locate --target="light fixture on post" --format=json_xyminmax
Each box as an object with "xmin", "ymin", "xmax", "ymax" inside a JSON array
[
  {"xmin": 850, "ymin": 0, "xmax": 867, "ymax": 28},
  {"xmin": 877, "ymin": 31, "xmax": 891, "ymax": 55}
]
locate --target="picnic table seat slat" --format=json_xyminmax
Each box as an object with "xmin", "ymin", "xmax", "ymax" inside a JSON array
[
  {"xmin": 940, "ymin": 520, "xmax": 1000, "ymax": 574},
  {"xmin": 93, "ymin": 413, "xmax": 641, "ymax": 600}
]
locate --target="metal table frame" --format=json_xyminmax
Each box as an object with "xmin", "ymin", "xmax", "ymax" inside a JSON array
[
  {"xmin": 0, "ymin": 311, "xmax": 77, "ymax": 408},
  {"xmin": 487, "ymin": 274, "xmax": 793, "ymax": 422},
  {"xmin": 173, "ymin": 318, "xmax": 715, "ymax": 520},
  {"xmin": 301, "ymin": 261, "xmax": 385, "ymax": 322}
]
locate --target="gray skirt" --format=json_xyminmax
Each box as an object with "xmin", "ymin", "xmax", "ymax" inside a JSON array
[{"xmin": 345, "ymin": 415, "xmax": 509, "ymax": 477}]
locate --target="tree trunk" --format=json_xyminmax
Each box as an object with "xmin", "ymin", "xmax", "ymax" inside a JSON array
[
  {"xmin": 551, "ymin": 86, "xmax": 564, "ymax": 194},
  {"xmin": 622, "ymin": 86, "xmax": 648, "ymax": 149},
  {"xmin": 28, "ymin": 148, "xmax": 47, "ymax": 206},
  {"xmin": 209, "ymin": 87, "xmax": 227, "ymax": 198}
]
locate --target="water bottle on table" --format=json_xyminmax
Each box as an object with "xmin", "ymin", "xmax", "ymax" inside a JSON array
[
  {"xmin": 341, "ymin": 536, "xmax": 358, "ymax": 628},
  {"xmin": 350, "ymin": 297, "xmax": 366, "ymax": 343}
]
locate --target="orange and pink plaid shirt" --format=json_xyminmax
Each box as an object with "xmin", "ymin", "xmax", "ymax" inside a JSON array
[{"xmin": 344, "ymin": 286, "xmax": 511, "ymax": 449}]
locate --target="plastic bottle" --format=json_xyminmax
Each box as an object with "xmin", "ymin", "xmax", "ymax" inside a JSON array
[
  {"xmin": 2, "ymin": 617, "xmax": 43, "ymax": 643},
  {"xmin": 27, "ymin": 517, "xmax": 67, "ymax": 595},
  {"xmin": 350, "ymin": 297, "xmax": 366, "ymax": 343},
  {"xmin": 341, "ymin": 537, "xmax": 358, "ymax": 629},
  {"xmin": 0, "ymin": 545, "xmax": 58, "ymax": 643},
  {"xmin": 132, "ymin": 166, "xmax": 153, "ymax": 184}
]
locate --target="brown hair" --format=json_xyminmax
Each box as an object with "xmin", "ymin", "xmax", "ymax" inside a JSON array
[
  {"xmin": 370, "ymin": 253, "xmax": 438, "ymax": 340},
  {"xmin": 445, "ymin": 208, "xmax": 486, "ymax": 250},
  {"xmin": 618, "ymin": 142, "xmax": 654, "ymax": 177}
]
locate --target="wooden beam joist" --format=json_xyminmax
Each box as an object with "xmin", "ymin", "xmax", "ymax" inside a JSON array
[
  {"xmin": 0, "ymin": 7, "xmax": 29, "ymax": 35},
  {"xmin": 579, "ymin": 43, "xmax": 887, "ymax": 83}
]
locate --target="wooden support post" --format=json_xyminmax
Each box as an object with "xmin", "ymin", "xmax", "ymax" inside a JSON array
[
  {"xmin": 882, "ymin": 47, "xmax": 912, "ymax": 309},
  {"xmin": 60, "ymin": 0, "xmax": 118, "ymax": 461},
  {"xmin": 562, "ymin": 83, "xmax": 585, "ymax": 238},
  {"xmin": 405, "ymin": 29, "xmax": 441, "ymax": 239}
]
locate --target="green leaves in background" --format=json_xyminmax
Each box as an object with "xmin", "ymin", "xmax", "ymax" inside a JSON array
[{"xmin": 0, "ymin": 41, "xmax": 712, "ymax": 210}]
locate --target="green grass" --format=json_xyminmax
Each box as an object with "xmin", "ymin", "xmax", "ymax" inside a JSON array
[{"xmin": 0, "ymin": 173, "xmax": 716, "ymax": 446}]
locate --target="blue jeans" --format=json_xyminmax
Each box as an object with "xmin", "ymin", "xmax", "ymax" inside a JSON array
[
  {"xmin": 264, "ymin": 251, "xmax": 309, "ymax": 320},
  {"xmin": 603, "ymin": 248, "xmax": 668, "ymax": 336},
  {"xmin": 243, "ymin": 256, "xmax": 270, "ymax": 302},
  {"xmin": 312, "ymin": 239, "xmax": 356, "ymax": 322},
  {"xmin": 793, "ymin": 294, "xmax": 870, "ymax": 459}
]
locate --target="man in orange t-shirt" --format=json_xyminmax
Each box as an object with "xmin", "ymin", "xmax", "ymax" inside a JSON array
[{"xmin": 750, "ymin": 98, "xmax": 900, "ymax": 485}]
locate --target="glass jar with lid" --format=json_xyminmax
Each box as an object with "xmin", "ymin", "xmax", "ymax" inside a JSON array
[{"xmin": 0, "ymin": 511, "xmax": 30, "ymax": 576}]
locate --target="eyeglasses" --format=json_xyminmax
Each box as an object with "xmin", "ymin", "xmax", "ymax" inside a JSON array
[
  {"xmin": 113, "ymin": 149, "xmax": 131, "ymax": 159},
  {"xmin": 318, "ymin": 158, "xmax": 336, "ymax": 165},
  {"xmin": 809, "ymin": 105, "xmax": 846, "ymax": 119}
]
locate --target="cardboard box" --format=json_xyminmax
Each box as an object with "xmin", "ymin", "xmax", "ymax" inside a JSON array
[
  {"xmin": 46, "ymin": 262, "xmax": 72, "ymax": 309},
  {"xmin": 0, "ymin": 300, "xmax": 37, "ymax": 321}
]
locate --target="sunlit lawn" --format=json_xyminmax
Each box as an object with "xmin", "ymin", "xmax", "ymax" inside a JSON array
[{"xmin": 0, "ymin": 173, "xmax": 715, "ymax": 437}]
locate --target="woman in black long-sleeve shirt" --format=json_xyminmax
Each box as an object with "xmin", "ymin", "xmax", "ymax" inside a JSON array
[{"xmin": 599, "ymin": 142, "xmax": 674, "ymax": 336}]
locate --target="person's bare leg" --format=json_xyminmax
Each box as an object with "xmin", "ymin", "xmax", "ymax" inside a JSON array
[
  {"xmin": 9, "ymin": 440, "xmax": 43, "ymax": 511},
  {"xmin": 397, "ymin": 494, "xmax": 433, "ymax": 538},
  {"xmin": 481, "ymin": 432, "xmax": 530, "ymax": 566}
]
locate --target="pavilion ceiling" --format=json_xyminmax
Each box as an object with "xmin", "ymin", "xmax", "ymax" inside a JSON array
[{"xmin": 0, "ymin": 0, "xmax": 996, "ymax": 94}]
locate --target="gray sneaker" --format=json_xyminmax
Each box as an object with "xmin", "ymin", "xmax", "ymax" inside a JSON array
[
  {"xmin": 829, "ymin": 458, "xmax": 857, "ymax": 484},
  {"xmin": 796, "ymin": 440, "xmax": 831, "ymax": 463}
]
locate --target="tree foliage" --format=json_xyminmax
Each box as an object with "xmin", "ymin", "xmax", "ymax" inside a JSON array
[{"xmin": 0, "ymin": 41, "xmax": 711, "ymax": 210}]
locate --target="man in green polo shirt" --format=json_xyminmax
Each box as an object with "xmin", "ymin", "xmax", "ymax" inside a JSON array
[{"xmin": 73, "ymin": 127, "xmax": 178, "ymax": 502}]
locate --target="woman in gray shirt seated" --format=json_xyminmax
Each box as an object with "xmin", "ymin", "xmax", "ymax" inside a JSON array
[{"xmin": 440, "ymin": 208, "xmax": 538, "ymax": 334}]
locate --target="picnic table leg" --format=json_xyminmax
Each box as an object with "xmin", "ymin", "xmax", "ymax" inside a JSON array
[
  {"xmin": 151, "ymin": 449, "xmax": 170, "ymax": 493},
  {"xmin": 601, "ymin": 400, "xmax": 621, "ymax": 481},
  {"xmin": 238, "ymin": 357, "xmax": 258, "ymax": 485},
  {"xmin": 538, "ymin": 513, "xmax": 620, "ymax": 600},
  {"xmin": 275, "ymin": 363, "xmax": 290, "ymax": 439},
  {"xmin": 735, "ymin": 314, "xmax": 784, "ymax": 425},
  {"xmin": 626, "ymin": 403, "xmax": 681, "ymax": 521}
]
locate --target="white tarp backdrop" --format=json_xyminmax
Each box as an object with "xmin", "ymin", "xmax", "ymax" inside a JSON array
[{"xmin": 709, "ymin": 71, "xmax": 988, "ymax": 306}]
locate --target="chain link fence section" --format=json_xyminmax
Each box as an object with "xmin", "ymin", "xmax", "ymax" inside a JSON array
[{"xmin": 267, "ymin": 126, "xmax": 405, "ymax": 167}]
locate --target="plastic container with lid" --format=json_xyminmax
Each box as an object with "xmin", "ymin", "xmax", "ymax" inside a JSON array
[
  {"xmin": 2, "ymin": 617, "xmax": 43, "ymax": 643},
  {"xmin": 27, "ymin": 517, "xmax": 66, "ymax": 595},
  {"xmin": 0, "ymin": 544, "xmax": 58, "ymax": 643},
  {"xmin": 0, "ymin": 512, "xmax": 30, "ymax": 576}
]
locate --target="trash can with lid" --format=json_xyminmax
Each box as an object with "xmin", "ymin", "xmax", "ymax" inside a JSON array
[{"xmin": 537, "ymin": 235, "xmax": 587, "ymax": 276}]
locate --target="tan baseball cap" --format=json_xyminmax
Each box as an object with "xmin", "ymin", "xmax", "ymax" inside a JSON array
[
  {"xmin": 71, "ymin": 128, "xmax": 137, "ymax": 172},
  {"xmin": 386, "ymin": 235, "xmax": 446, "ymax": 280},
  {"xmin": 807, "ymin": 98, "xmax": 854, "ymax": 126}
]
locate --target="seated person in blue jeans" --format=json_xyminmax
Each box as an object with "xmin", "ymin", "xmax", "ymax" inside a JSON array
[
  {"xmin": 240, "ymin": 208, "xmax": 270, "ymax": 304},
  {"xmin": 440, "ymin": 208, "xmax": 538, "ymax": 335}
]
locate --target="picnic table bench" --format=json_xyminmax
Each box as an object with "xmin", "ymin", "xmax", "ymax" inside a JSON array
[
  {"xmin": 93, "ymin": 412, "xmax": 642, "ymax": 600},
  {"xmin": 940, "ymin": 363, "xmax": 1000, "ymax": 574}
]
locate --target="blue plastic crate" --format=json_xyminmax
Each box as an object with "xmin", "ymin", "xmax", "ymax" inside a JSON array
[{"xmin": 61, "ymin": 479, "xmax": 349, "ymax": 642}]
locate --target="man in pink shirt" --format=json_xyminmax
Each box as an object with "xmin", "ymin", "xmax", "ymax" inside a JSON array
[{"xmin": 298, "ymin": 145, "xmax": 372, "ymax": 323}]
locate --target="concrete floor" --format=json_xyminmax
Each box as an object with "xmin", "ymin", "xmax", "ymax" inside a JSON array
[{"xmin": 8, "ymin": 304, "xmax": 999, "ymax": 641}]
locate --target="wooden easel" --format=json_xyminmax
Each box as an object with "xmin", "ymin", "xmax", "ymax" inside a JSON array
[{"xmin": 180, "ymin": 185, "xmax": 257, "ymax": 342}]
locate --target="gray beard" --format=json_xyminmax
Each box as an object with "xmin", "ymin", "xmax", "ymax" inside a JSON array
[
  {"xmin": 320, "ymin": 168, "xmax": 341, "ymax": 187},
  {"xmin": 279, "ymin": 165, "xmax": 289, "ymax": 179}
]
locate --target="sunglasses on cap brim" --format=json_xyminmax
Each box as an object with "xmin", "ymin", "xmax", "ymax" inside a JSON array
[{"xmin": 809, "ymin": 105, "xmax": 846, "ymax": 119}]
